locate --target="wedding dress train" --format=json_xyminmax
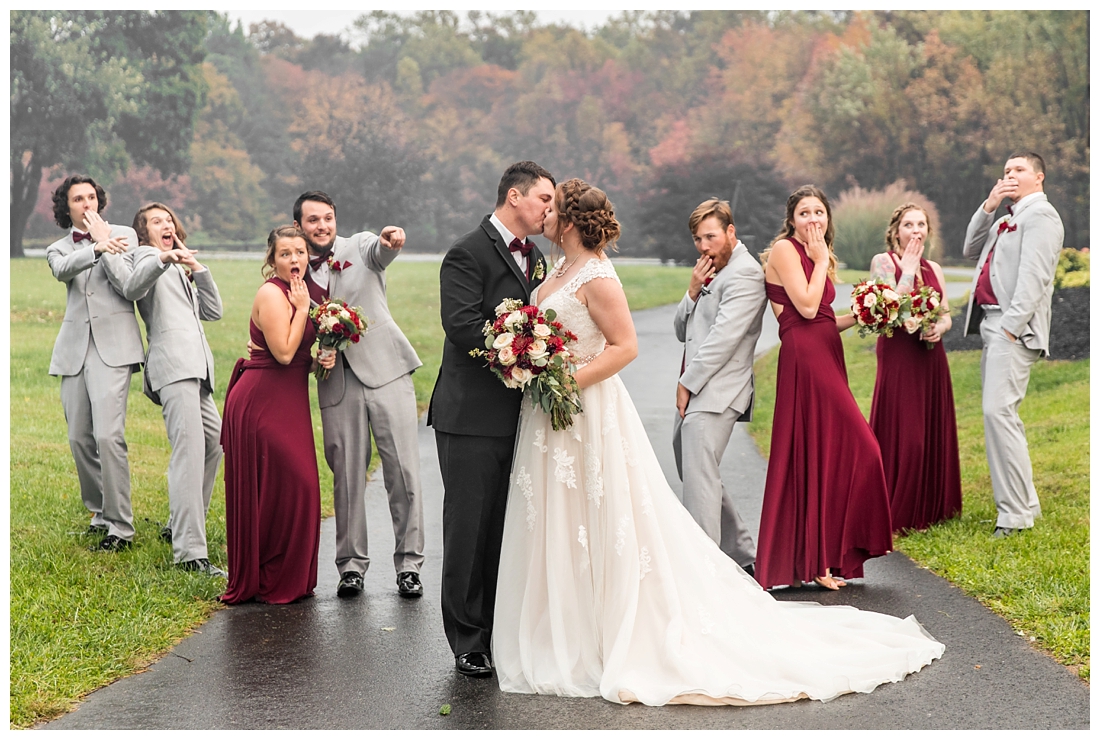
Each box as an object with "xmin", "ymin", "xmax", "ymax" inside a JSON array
[{"xmin": 492, "ymin": 256, "xmax": 944, "ymax": 706}]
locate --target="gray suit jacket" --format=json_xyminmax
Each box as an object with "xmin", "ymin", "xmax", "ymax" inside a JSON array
[
  {"xmin": 962, "ymin": 193, "xmax": 1064, "ymax": 355},
  {"xmin": 674, "ymin": 242, "xmax": 767, "ymax": 418},
  {"xmin": 122, "ymin": 246, "xmax": 222, "ymax": 404},
  {"xmin": 317, "ymin": 232, "xmax": 422, "ymax": 408},
  {"xmin": 46, "ymin": 225, "xmax": 146, "ymax": 376}
]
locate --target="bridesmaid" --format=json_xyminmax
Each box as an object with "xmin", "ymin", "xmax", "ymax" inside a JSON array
[
  {"xmin": 220, "ymin": 226, "xmax": 335, "ymax": 604},
  {"xmin": 868, "ymin": 204, "xmax": 962, "ymax": 532},
  {"xmin": 755, "ymin": 185, "xmax": 893, "ymax": 591}
]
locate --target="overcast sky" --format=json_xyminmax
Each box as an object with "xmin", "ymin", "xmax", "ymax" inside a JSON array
[{"xmin": 227, "ymin": 7, "xmax": 619, "ymax": 41}]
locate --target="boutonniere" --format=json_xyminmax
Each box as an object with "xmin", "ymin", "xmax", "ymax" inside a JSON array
[
  {"xmin": 328, "ymin": 256, "xmax": 352, "ymax": 272},
  {"xmin": 533, "ymin": 259, "xmax": 545, "ymax": 281}
]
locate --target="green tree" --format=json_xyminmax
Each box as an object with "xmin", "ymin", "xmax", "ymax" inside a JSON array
[{"xmin": 9, "ymin": 10, "xmax": 207, "ymax": 257}]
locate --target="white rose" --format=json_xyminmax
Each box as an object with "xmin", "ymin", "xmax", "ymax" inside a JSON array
[
  {"xmin": 502, "ymin": 373, "xmax": 522, "ymax": 389},
  {"xmin": 929, "ymin": 296, "xmax": 940, "ymax": 309},
  {"xmin": 495, "ymin": 299, "xmax": 515, "ymax": 315},
  {"xmin": 527, "ymin": 339, "xmax": 548, "ymax": 361},
  {"xmin": 863, "ymin": 293, "xmax": 877, "ymax": 308},
  {"xmin": 504, "ymin": 310, "xmax": 525, "ymax": 328},
  {"xmin": 903, "ymin": 316, "xmax": 921, "ymax": 334},
  {"xmin": 532, "ymin": 323, "xmax": 552, "ymax": 338},
  {"xmin": 498, "ymin": 346, "xmax": 517, "ymax": 365},
  {"xmin": 511, "ymin": 367, "xmax": 533, "ymax": 385},
  {"xmin": 882, "ymin": 289, "xmax": 900, "ymax": 303},
  {"xmin": 493, "ymin": 332, "xmax": 515, "ymax": 350}
]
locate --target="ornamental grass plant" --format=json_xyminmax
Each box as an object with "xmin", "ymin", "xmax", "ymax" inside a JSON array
[{"xmin": 832, "ymin": 180, "xmax": 941, "ymax": 271}]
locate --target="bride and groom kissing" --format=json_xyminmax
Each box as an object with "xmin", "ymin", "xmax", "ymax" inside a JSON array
[{"xmin": 428, "ymin": 161, "xmax": 943, "ymax": 706}]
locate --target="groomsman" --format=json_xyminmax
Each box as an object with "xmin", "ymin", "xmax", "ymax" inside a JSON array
[
  {"xmin": 123, "ymin": 203, "xmax": 226, "ymax": 576},
  {"xmin": 45, "ymin": 175, "xmax": 144, "ymax": 551},
  {"xmin": 962, "ymin": 152, "xmax": 1064, "ymax": 537},
  {"xmin": 428, "ymin": 161, "xmax": 553, "ymax": 677},
  {"xmin": 293, "ymin": 191, "xmax": 426, "ymax": 598},
  {"xmin": 673, "ymin": 199, "xmax": 766, "ymax": 574}
]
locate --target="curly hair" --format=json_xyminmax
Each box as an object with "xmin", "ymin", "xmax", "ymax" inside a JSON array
[
  {"xmin": 132, "ymin": 202, "xmax": 188, "ymax": 247},
  {"xmin": 553, "ymin": 178, "xmax": 621, "ymax": 254},
  {"xmin": 262, "ymin": 225, "xmax": 309, "ymax": 279},
  {"xmin": 761, "ymin": 185, "xmax": 837, "ymax": 282},
  {"xmin": 52, "ymin": 175, "xmax": 107, "ymax": 230},
  {"xmin": 884, "ymin": 202, "xmax": 932, "ymax": 255}
]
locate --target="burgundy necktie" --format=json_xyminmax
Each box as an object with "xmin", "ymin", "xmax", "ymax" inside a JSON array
[
  {"xmin": 73, "ymin": 231, "xmax": 92, "ymax": 243},
  {"xmin": 509, "ymin": 238, "xmax": 533, "ymax": 257}
]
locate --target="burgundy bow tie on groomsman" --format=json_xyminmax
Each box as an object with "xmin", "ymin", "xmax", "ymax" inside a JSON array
[
  {"xmin": 309, "ymin": 249, "xmax": 332, "ymax": 272},
  {"xmin": 73, "ymin": 230, "xmax": 92, "ymax": 243}
]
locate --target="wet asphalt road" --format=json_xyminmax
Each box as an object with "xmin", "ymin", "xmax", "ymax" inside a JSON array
[{"xmin": 44, "ymin": 300, "xmax": 1088, "ymax": 730}]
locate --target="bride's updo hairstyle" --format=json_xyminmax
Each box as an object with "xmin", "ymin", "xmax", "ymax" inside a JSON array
[{"xmin": 555, "ymin": 178, "xmax": 621, "ymax": 254}]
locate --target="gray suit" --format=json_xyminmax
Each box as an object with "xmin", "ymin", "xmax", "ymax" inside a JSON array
[
  {"xmin": 47, "ymin": 225, "xmax": 145, "ymax": 540},
  {"xmin": 672, "ymin": 242, "xmax": 767, "ymax": 567},
  {"xmin": 962, "ymin": 193, "xmax": 1064, "ymax": 529},
  {"xmin": 124, "ymin": 247, "xmax": 223, "ymax": 562},
  {"xmin": 313, "ymin": 232, "xmax": 425, "ymax": 576}
]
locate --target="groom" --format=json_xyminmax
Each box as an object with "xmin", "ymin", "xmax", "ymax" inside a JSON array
[
  {"xmin": 428, "ymin": 161, "xmax": 554, "ymax": 677},
  {"xmin": 673, "ymin": 198, "xmax": 766, "ymax": 574}
]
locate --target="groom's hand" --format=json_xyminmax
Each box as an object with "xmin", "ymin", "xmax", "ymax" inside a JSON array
[{"xmin": 676, "ymin": 383, "xmax": 691, "ymax": 418}]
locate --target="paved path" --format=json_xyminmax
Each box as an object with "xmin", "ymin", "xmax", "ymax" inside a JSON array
[{"xmin": 45, "ymin": 303, "xmax": 1086, "ymax": 730}]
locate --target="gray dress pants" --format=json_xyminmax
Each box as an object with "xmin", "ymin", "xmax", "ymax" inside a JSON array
[
  {"xmin": 59, "ymin": 336, "xmax": 134, "ymax": 539},
  {"xmin": 980, "ymin": 310, "xmax": 1043, "ymax": 529}
]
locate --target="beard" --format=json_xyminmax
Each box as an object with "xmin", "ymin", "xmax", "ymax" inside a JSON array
[{"xmin": 307, "ymin": 233, "xmax": 336, "ymax": 255}]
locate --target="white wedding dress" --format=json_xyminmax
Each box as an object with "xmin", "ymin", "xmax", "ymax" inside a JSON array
[{"xmin": 491, "ymin": 256, "xmax": 944, "ymax": 706}]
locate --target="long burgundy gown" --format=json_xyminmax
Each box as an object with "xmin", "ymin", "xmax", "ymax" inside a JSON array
[
  {"xmin": 220, "ymin": 277, "xmax": 321, "ymax": 604},
  {"xmin": 755, "ymin": 239, "xmax": 894, "ymax": 590},
  {"xmin": 869, "ymin": 256, "xmax": 962, "ymax": 532}
]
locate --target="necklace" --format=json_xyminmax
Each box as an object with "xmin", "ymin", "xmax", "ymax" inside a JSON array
[{"xmin": 551, "ymin": 251, "xmax": 582, "ymax": 279}]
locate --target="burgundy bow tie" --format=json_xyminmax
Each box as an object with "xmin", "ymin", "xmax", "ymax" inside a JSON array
[
  {"xmin": 997, "ymin": 221, "xmax": 1018, "ymax": 236},
  {"xmin": 1006, "ymin": 204, "xmax": 1014, "ymax": 216},
  {"xmin": 308, "ymin": 249, "xmax": 332, "ymax": 271},
  {"xmin": 73, "ymin": 231, "xmax": 92, "ymax": 243},
  {"xmin": 509, "ymin": 238, "xmax": 533, "ymax": 257}
]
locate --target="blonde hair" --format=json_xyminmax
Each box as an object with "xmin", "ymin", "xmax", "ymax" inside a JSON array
[
  {"xmin": 262, "ymin": 225, "xmax": 308, "ymax": 279},
  {"xmin": 760, "ymin": 185, "xmax": 838, "ymax": 282},
  {"xmin": 688, "ymin": 198, "xmax": 733, "ymax": 235},
  {"xmin": 554, "ymin": 178, "xmax": 621, "ymax": 254},
  {"xmin": 885, "ymin": 202, "xmax": 932, "ymax": 255}
]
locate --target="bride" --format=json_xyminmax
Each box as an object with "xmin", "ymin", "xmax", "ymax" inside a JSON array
[{"xmin": 491, "ymin": 178, "xmax": 944, "ymax": 706}]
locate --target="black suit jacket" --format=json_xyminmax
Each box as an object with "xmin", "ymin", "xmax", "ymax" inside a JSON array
[{"xmin": 428, "ymin": 215, "xmax": 547, "ymax": 436}]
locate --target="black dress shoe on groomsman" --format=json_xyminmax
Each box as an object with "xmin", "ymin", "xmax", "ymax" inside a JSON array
[
  {"xmin": 85, "ymin": 524, "xmax": 109, "ymax": 536},
  {"xmin": 992, "ymin": 526, "xmax": 1020, "ymax": 539},
  {"xmin": 179, "ymin": 559, "xmax": 228, "ymax": 578},
  {"xmin": 741, "ymin": 562, "xmax": 755, "ymax": 578},
  {"xmin": 159, "ymin": 526, "xmax": 173, "ymax": 543},
  {"xmin": 91, "ymin": 534, "xmax": 132, "ymax": 552},
  {"xmin": 337, "ymin": 571, "xmax": 365, "ymax": 598},
  {"xmin": 455, "ymin": 652, "xmax": 493, "ymax": 677},
  {"xmin": 396, "ymin": 571, "xmax": 423, "ymax": 598}
]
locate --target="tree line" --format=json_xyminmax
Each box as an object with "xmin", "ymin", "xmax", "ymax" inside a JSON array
[{"xmin": 11, "ymin": 10, "xmax": 1089, "ymax": 264}]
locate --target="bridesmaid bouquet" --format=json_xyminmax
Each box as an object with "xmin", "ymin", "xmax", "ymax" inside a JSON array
[
  {"xmin": 904, "ymin": 286, "xmax": 947, "ymax": 349},
  {"xmin": 470, "ymin": 298, "xmax": 583, "ymax": 431},
  {"xmin": 850, "ymin": 280, "xmax": 903, "ymax": 338},
  {"xmin": 310, "ymin": 298, "xmax": 368, "ymax": 379}
]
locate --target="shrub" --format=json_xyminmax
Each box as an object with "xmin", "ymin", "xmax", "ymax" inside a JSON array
[
  {"xmin": 1054, "ymin": 248, "xmax": 1090, "ymax": 289},
  {"xmin": 832, "ymin": 180, "xmax": 941, "ymax": 271}
]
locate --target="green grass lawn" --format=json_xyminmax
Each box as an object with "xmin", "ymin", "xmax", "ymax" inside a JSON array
[
  {"xmin": 8, "ymin": 255, "xmax": 690, "ymax": 727},
  {"xmin": 747, "ymin": 328, "xmax": 1090, "ymax": 680}
]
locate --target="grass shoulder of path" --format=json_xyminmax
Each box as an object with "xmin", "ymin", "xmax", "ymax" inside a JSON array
[
  {"xmin": 9, "ymin": 256, "xmax": 690, "ymax": 728},
  {"xmin": 747, "ymin": 328, "xmax": 1090, "ymax": 680}
]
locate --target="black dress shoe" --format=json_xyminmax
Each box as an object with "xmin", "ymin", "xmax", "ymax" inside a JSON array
[
  {"xmin": 159, "ymin": 526, "xmax": 173, "ymax": 543},
  {"xmin": 337, "ymin": 571, "xmax": 364, "ymax": 598},
  {"xmin": 992, "ymin": 526, "xmax": 1020, "ymax": 539},
  {"xmin": 456, "ymin": 652, "xmax": 493, "ymax": 677},
  {"xmin": 85, "ymin": 524, "xmax": 109, "ymax": 536},
  {"xmin": 179, "ymin": 558, "xmax": 228, "ymax": 578},
  {"xmin": 91, "ymin": 534, "xmax": 132, "ymax": 552},
  {"xmin": 397, "ymin": 571, "xmax": 423, "ymax": 598},
  {"xmin": 741, "ymin": 562, "xmax": 755, "ymax": 578}
]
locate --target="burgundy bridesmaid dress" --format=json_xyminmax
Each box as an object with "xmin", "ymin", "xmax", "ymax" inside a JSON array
[
  {"xmin": 869, "ymin": 256, "xmax": 962, "ymax": 532},
  {"xmin": 755, "ymin": 239, "xmax": 893, "ymax": 590},
  {"xmin": 220, "ymin": 277, "xmax": 321, "ymax": 604}
]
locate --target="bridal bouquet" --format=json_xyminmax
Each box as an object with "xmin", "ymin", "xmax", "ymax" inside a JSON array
[
  {"xmin": 904, "ymin": 285, "xmax": 947, "ymax": 349},
  {"xmin": 470, "ymin": 298, "xmax": 583, "ymax": 431},
  {"xmin": 310, "ymin": 298, "xmax": 368, "ymax": 379},
  {"xmin": 850, "ymin": 280, "xmax": 903, "ymax": 338}
]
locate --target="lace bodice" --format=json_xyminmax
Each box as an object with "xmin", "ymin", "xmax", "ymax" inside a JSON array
[{"xmin": 534, "ymin": 256, "xmax": 621, "ymax": 366}]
